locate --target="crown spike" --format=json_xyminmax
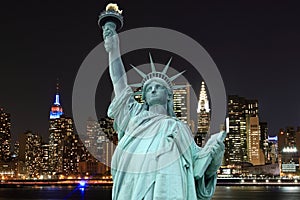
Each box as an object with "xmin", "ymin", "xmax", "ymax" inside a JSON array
[
  {"xmin": 149, "ymin": 53, "xmax": 156, "ymax": 72},
  {"xmin": 130, "ymin": 64, "xmax": 147, "ymax": 78},
  {"xmin": 169, "ymin": 70, "xmax": 186, "ymax": 81},
  {"xmin": 162, "ymin": 57, "xmax": 172, "ymax": 74}
]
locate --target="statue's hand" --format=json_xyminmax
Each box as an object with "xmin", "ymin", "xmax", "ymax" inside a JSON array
[
  {"xmin": 205, "ymin": 140, "xmax": 225, "ymax": 176},
  {"xmin": 103, "ymin": 23, "xmax": 119, "ymax": 53},
  {"xmin": 210, "ymin": 140, "xmax": 225, "ymax": 163}
]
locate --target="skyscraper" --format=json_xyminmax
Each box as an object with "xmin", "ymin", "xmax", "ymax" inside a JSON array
[
  {"xmin": 49, "ymin": 82, "xmax": 63, "ymax": 119},
  {"xmin": 173, "ymin": 83, "xmax": 191, "ymax": 125},
  {"xmin": 0, "ymin": 108, "xmax": 11, "ymax": 162},
  {"xmin": 195, "ymin": 81, "xmax": 210, "ymax": 147},
  {"xmin": 225, "ymin": 95, "xmax": 264, "ymax": 166},
  {"xmin": 277, "ymin": 127, "xmax": 300, "ymax": 175},
  {"xmin": 24, "ymin": 131, "xmax": 42, "ymax": 178},
  {"xmin": 48, "ymin": 82, "xmax": 79, "ymax": 176}
]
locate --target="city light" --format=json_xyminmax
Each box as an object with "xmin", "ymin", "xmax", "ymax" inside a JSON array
[
  {"xmin": 282, "ymin": 146, "xmax": 298, "ymax": 153},
  {"xmin": 79, "ymin": 180, "xmax": 87, "ymax": 187}
]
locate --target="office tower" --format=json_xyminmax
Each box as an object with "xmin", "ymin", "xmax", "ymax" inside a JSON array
[
  {"xmin": 85, "ymin": 118, "xmax": 102, "ymax": 159},
  {"xmin": 277, "ymin": 127, "xmax": 300, "ymax": 174},
  {"xmin": 226, "ymin": 95, "xmax": 247, "ymax": 165},
  {"xmin": 13, "ymin": 141, "xmax": 19, "ymax": 158},
  {"xmin": 49, "ymin": 115, "xmax": 78, "ymax": 176},
  {"xmin": 99, "ymin": 117, "xmax": 117, "ymax": 142},
  {"xmin": 21, "ymin": 131, "xmax": 42, "ymax": 178},
  {"xmin": 195, "ymin": 81, "xmax": 210, "ymax": 147},
  {"xmin": 244, "ymin": 99, "xmax": 265, "ymax": 165},
  {"xmin": 225, "ymin": 95, "xmax": 264, "ymax": 166},
  {"xmin": 0, "ymin": 108, "xmax": 11, "ymax": 162},
  {"xmin": 99, "ymin": 117, "xmax": 116, "ymax": 171},
  {"xmin": 278, "ymin": 127, "xmax": 297, "ymax": 152},
  {"xmin": 173, "ymin": 83, "xmax": 191, "ymax": 125},
  {"xmin": 62, "ymin": 118, "xmax": 80, "ymax": 176},
  {"xmin": 268, "ymin": 135, "xmax": 278, "ymax": 164},
  {"xmin": 48, "ymin": 82, "xmax": 79, "ymax": 176},
  {"xmin": 260, "ymin": 122, "xmax": 271, "ymax": 164},
  {"xmin": 247, "ymin": 116, "xmax": 264, "ymax": 165},
  {"xmin": 40, "ymin": 143, "xmax": 50, "ymax": 177}
]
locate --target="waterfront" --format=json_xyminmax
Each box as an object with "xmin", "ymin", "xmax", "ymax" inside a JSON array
[{"xmin": 1, "ymin": 186, "xmax": 300, "ymax": 200}]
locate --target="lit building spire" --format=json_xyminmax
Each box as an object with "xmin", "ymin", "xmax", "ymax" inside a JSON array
[
  {"xmin": 197, "ymin": 81, "xmax": 210, "ymax": 113},
  {"xmin": 54, "ymin": 79, "xmax": 60, "ymax": 106},
  {"xmin": 50, "ymin": 79, "xmax": 63, "ymax": 119}
]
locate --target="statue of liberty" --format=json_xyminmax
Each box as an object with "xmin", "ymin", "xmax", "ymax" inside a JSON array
[{"xmin": 99, "ymin": 4, "xmax": 225, "ymax": 200}]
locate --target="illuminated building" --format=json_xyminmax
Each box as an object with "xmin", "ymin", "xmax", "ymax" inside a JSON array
[
  {"xmin": 62, "ymin": 118, "xmax": 80, "ymax": 176},
  {"xmin": 85, "ymin": 118, "xmax": 103, "ymax": 160},
  {"xmin": 17, "ymin": 131, "xmax": 42, "ymax": 178},
  {"xmin": 25, "ymin": 131, "xmax": 42, "ymax": 178},
  {"xmin": 268, "ymin": 135, "xmax": 278, "ymax": 160},
  {"xmin": 195, "ymin": 81, "xmax": 210, "ymax": 147},
  {"xmin": 260, "ymin": 122, "xmax": 272, "ymax": 164},
  {"xmin": 225, "ymin": 95, "xmax": 247, "ymax": 165},
  {"xmin": 0, "ymin": 108, "xmax": 11, "ymax": 162},
  {"xmin": 277, "ymin": 127, "xmax": 300, "ymax": 175},
  {"xmin": 99, "ymin": 117, "xmax": 117, "ymax": 172},
  {"xmin": 173, "ymin": 83, "xmax": 191, "ymax": 125},
  {"xmin": 49, "ymin": 82, "xmax": 63, "ymax": 119},
  {"xmin": 49, "ymin": 115, "xmax": 78, "ymax": 176},
  {"xmin": 247, "ymin": 116, "xmax": 264, "ymax": 165},
  {"xmin": 41, "ymin": 143, "xmax": 50, "ymax": 176},
  {"xmin": 225, "ymin": 96, "xmax": 264, "ymax": 166},
  {"xmin": 48, "ymin": 82, "xmax": 79, "ymax": 176},
  {"xmin": 78, "ymin": 160, "xmax": 107, "ymax": 176}
]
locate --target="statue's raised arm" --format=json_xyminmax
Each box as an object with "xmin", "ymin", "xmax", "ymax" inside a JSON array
[
  {"xmin": 99, "ymin": 3, "xmax": 127, "ymax": 97},
  {"xmin": 103, "ymin": 23, "xmax": 127, "ymax": 96}
]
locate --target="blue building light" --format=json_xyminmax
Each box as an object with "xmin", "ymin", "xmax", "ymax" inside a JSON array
[
  {"xmin": 79, "ymin": 180, "xmax": 87, "ymax": 188},
  {"xmin": 54, "ymin": 94, "xmax": 60, "ymax": 105},
  {"xmin": 268, "ymin": 136, "xmax": 278, "ymax": 142}
]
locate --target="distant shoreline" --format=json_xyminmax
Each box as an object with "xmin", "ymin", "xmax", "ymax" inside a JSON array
[{"xmin": 1, "ymin": 178, "xmax": 300, "ymax": 188}]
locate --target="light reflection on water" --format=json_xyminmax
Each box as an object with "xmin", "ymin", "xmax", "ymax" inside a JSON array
[
  {"xmin": 0, "ymin": 186, "xmax": 300, "ymax": 200},
  {"xmin": 213, "ymin": 186, "xmax": 300, "ymax": 200}
]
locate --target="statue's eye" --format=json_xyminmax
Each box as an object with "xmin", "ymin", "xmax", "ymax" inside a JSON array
[{"xmin": 146, "ymin": 87, "xmax": 152, "ymax": 92}]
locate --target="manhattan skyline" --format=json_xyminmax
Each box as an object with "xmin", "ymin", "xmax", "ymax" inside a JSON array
[{"xmin": 1, "ymin": 1, "xmax": 300, "ymax": 140}]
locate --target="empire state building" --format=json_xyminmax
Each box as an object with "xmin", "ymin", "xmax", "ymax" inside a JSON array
[{"xmin": 48, "ymin": 81, "xmax": 79, "ymax": 176}]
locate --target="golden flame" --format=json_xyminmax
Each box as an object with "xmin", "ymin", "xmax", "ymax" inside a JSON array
[{"xmin": 106, "ymin": 3, "xmax": 122, "ymax": 14}]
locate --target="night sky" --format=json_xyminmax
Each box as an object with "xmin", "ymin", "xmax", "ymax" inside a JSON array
[{"xmin": 1, "ymin": 0, "xmax": 300, "ymax": 142}]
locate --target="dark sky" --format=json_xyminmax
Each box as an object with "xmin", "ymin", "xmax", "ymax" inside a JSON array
[{"xmin": 1, "ymin": 0, "xmax": 300, "ymax": 142}]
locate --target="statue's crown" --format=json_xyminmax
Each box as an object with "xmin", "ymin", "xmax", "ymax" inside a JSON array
[{"xmin": 130, "ymin": 54, "xmax": 186, "ymax": 91}]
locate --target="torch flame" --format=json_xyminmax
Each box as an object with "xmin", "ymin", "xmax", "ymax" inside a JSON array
[{"xmin": 106, "ymin": 3, "xmax": 123, "ymax": 14}]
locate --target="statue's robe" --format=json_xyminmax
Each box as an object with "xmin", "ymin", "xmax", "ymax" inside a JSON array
[{"xmin": 108, "ymin": 86, "xmax": 221, "ymax": 200}]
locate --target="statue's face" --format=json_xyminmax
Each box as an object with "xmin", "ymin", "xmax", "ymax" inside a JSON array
[{"xmin": 144, "ymin": 81, "xmax": 168, "ymax": 106}]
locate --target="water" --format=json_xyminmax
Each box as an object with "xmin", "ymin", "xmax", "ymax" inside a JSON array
[{"xmin": 0, "ymin": 186, "xmax": 300, "ymax": 200}]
